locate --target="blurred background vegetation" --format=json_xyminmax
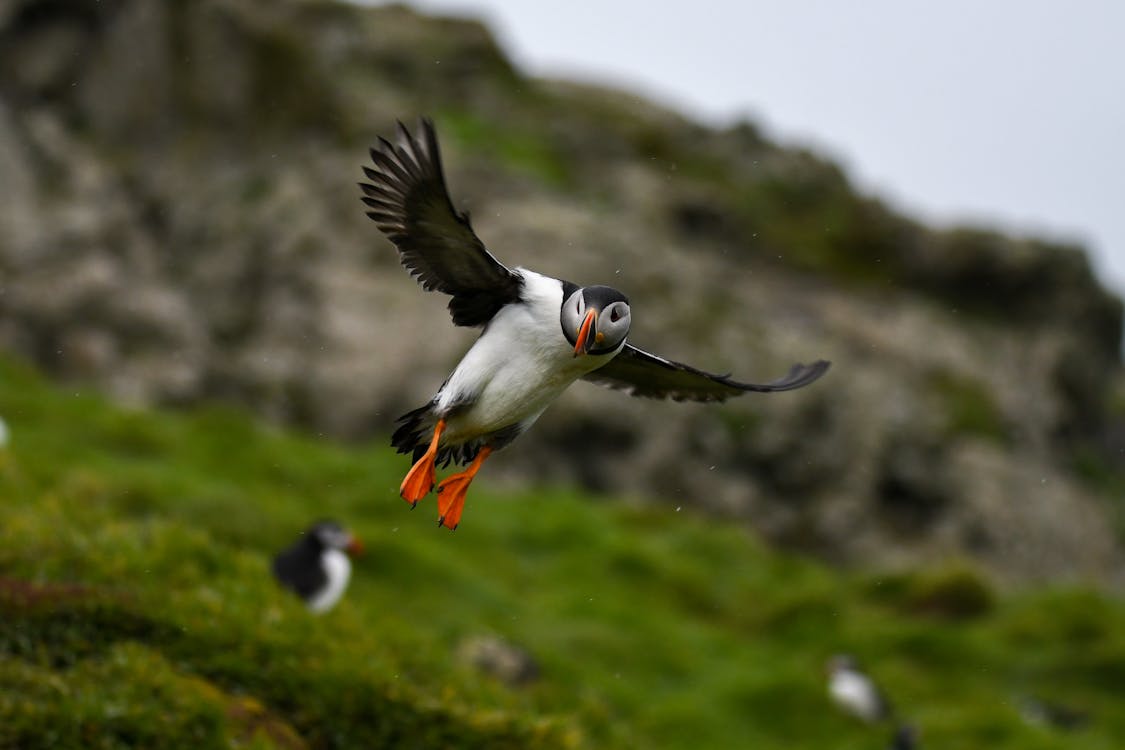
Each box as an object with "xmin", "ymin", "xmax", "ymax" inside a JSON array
[{"xmin": 1, "ymin": 0, "xmax": 1124, "ymax": 747}]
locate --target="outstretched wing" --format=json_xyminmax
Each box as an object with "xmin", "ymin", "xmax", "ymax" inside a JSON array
[
  {"xmin": 583, "ymin": 344, "xmax": 830, "ymax": 402},
  {"xmin": 359, "ymin": 118, "xmax": 523, "ymax": 327}
]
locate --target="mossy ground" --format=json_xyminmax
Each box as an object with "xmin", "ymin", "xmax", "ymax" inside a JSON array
[{"xmin": 1, "ymin": 355, "xmax": 1124, "ymax": 749}]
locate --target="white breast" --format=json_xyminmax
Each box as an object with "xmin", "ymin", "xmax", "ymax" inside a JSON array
[
  {"xmin": 306, "ymin": 549, "xmax": 351, "ymax": 614},
  {"xmin": 829, "ymin": 669, "xmax": 883, "ymax": 721},
  {"xmin": 436, "ymin": 269, "xmax": 619, "ymax": 444}
]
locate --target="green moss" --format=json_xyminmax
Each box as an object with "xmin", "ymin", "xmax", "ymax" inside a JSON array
[
  {"xmin": 904, "ymin": 564, "xmax": 995, "ymax": 620},
  {"xmin": 438, "ymin": 110, "xmax": 574, "ymax": 188},
  {"xmin": 928, "ymin": 369, "xmax": 1009, "ymax": 443},
  {"xmin": 864, "ymin": 564, "xmax": 994, "ymax": 621},
  {"xmin": 0, "ymin": 646, "xmax": 230, "ymax": 750},
  {"xmin": 2, "ymin": 354, "xmax": 1125, "ymax": 748}
]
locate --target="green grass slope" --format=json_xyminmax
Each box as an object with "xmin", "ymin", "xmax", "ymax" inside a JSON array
[{"xmin": 1, "ymin": 355, "xmax": 1124, "ymax": 749}]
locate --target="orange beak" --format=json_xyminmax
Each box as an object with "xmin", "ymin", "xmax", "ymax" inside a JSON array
[
  {"xmin": 573, "ymin": 308, "xmax": 598, "ymax": 357},
  {"xmin": 345, "ymin": 536, "xmax": 365, "ymax": 557}
]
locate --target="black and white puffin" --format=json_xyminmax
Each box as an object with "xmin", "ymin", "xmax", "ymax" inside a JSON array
[
  {"xmin": 360, "ymin": 118, "xmax": 831, "ymax": 530},
  {"xmin": 827, "ymin": 654, "xmax": 894, "ymax": 723},
  {"xmin": 272, "ymin": 521, "xmax": 363, "ymax": 613}
]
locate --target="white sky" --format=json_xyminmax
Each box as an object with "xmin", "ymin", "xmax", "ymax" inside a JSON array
[{"xmin": 393, "ymin": 1, "xmax": 1125, "ymax": 297}]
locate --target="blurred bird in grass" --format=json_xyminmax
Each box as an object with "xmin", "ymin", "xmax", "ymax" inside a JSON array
[
  {"xmin": 827, "ymin": 654, "xmax": 893, "ymax": 723},
  {"xmin": 272, "ymin": 520, "xmax": 364, "ymax": 613}
]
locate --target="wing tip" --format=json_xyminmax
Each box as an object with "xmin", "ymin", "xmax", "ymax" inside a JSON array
[
  {"xmin": 710, "ymin": 357, "xmax": 831, "ymax": 395},
  {"xmin": 769, "ymin": 359, "xmax": 831, "ymax": 391},
  {"xmin": 365, "ymin": 116, "xmax": 445, "ymax": 188}
]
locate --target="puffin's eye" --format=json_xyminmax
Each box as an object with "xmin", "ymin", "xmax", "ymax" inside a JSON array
[{"xmin": 610, "ymin": 307, "xmax": 621, "ymax": 323}]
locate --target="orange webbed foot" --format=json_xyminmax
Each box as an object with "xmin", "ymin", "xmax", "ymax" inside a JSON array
[
  {"xmin": 435, "ymin": 446, "xmax": 492, "ymax": 531},
  {"xmin": 399, "ymin": 455, "xmax": 436, "ymax": 507},
  {"xmin": 399, "ymin": 419, "xmax": 445, "ymax": 507},
  {"xmin": 436, "ymin": 477, "xmax": 469, "ymax": 530}
]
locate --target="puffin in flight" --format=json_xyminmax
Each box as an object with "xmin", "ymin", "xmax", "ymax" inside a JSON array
[
  {"xmin": 272, "ymin": 520, "xmax": 364, "ymax": 613},
  {"xmin": 359, "ymin": 119, "xmax": 830, "ymax": 530}
]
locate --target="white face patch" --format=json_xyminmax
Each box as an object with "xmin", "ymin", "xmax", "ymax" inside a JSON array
[
  {"xmin": 595, "ymin": 300, "xmax": 631, "ymax": 351},
  {"xmin": 560, "ymin": 288, "xmax": 586, "ymax": 342},
  {"xmin": 315, "ymin": 524, "xmax": 352, "ymax": 551}
]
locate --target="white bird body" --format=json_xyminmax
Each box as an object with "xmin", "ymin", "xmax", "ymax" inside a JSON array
[
  {"xmin": 305, "ymin": 548, "xmax": 352, "ymax": 614},
  {"xmin": 435, "ymin": 269, "xmax": 620, "ymax": 447},
  {"xmin": 829, "ymin": 663, "xmax": 888, "ymax": 722}
]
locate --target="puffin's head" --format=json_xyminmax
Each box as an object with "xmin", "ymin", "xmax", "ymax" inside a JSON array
[
  {"xmin": 826, "ymin": 654, "xmax": 858, "ymax": 676},
  {"xmin": 561, "ymin": 285, "xmax": 631, "ymax": 357},
  {"xmin": 309, "ymin": 520, "xmax": 364, "ymax": 557}
]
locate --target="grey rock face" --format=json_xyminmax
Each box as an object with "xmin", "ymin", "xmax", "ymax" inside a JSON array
[{"xmin": 1, "ymin": 0, "xmax": 1122, "ymax": 584}]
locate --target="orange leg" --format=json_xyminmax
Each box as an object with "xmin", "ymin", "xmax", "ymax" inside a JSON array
[
  {"xmin": 399, "ymin": 419, "xmax": 446, "ymax": 507},
  {"xmin": 436, "ymin": 446, "xmax": 493, "ymax": 530}
]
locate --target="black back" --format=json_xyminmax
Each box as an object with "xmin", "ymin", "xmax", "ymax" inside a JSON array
[{"xmin": 272, "ymin": 528, "xmax": 329, "ymax": 601}]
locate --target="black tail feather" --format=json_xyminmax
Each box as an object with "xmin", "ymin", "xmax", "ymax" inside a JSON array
[
  {"xmin": 391, "ymin": 403, "xmax": 435, "ymax": 457},
  {"xmin": 391, "ymin": 402, "xmax": 493, "ymax": 467}
]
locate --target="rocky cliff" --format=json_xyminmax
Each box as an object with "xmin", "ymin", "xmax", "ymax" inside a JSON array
[{"xmin": 2, "ymin": 0, "xmax": 1123, "ymax": 584}]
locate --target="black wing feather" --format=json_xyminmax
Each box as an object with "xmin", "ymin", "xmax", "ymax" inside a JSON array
[
  {"xmin": 272, "ymin": 544, "xmax": 327, "ymax": 601},
  {"xmin": 583, "ymin": 344, "xmax": 830, "ymax": 402},
  {"xmin": 359, "ymin": 118, "xmax": 523, "ymax": 327}
]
